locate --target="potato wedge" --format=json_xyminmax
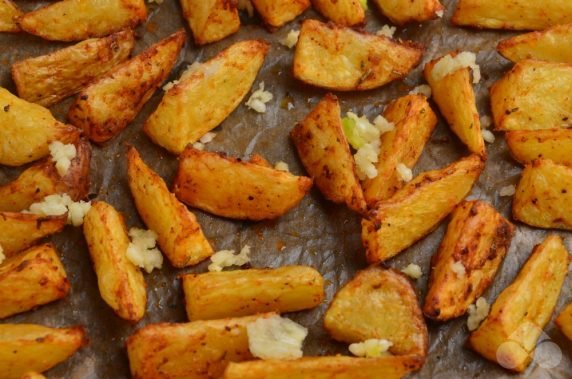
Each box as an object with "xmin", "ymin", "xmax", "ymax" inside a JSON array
[
  {"xmin": 506, "ymin": 129, "xmax": 572, "ymax": 166},
  {"xmin": 513, "ymin": 158, "xmax": 572, "ymax": 230},
  {"xmin": 127, "ymin": 146, "xmax": 213, "ymax": 268},
  {"xmin": 224, "ymin": 355, "xmax": 424, "ymax": 379},
  {"xmin": 182, "ymin": 266, "xmax": 324, "ymax": 320},
  {"xmin": 83, "ymin": 201, "xmax": 146, "ymax": 322},
  {"xmin": 12, "ymin": 30, "xmax": 135, "ymax": 107},
  {"xmin": 17, "ymin": 0, "xmax": 146, "ymax": 41},
  {"xmin": 68, "ymin": 30, "xmax": 185, "ymax": 144},
  {"xmin": 174, "ymin": 147, "xmax": 313, "ymax": 221},
  {"xmin": 0, "ymin": 324, "xmax": 87, "ymax": 379},
  {"xmin": 491, "ymin": 60, "xmax": 572, "ymax": 131},
  {"xmin": 371, "ymin": 0, "xmax": 444, "ymax": 25},
  {"xmin": 144, "ymin": 39, "xmax": 269, "ymax": 154},
  {"xmin": 0, "ymin": 213, "xmax": 67, "ymax": 258},
  {"xmin": 127, "ymin": 313, "xmax": 274, "ymax": 379},
  {"xmin": 362, "ymin": 94, "xmax": 437, "ymax": 206},
  {"xmin": 0, "ymin": 88, "xmax": 80, "ymax": 167},
  {"xmin": 311, "ymin": 0, "xmax": 365, "ymax": 26},
  {"xmin": 423, "ymin": 201, "xmax": 515, "ymax": 321},
  {"xmin": 293, "ymin": 19, "xmax": 423, "ymax": 91},
  {"xmin": 20, "ymin": 373, "xmax": 46, "ymax": 379},
  {"xmin": 0, "ymin": 243, "xmax": 70, "ymax": 319},
  {"xmin": 555, "ymin": 303, "xmax": 572, "ymax": 341},
  {"xmin": 452, "ymin": 0, "xmax": 572, "ymax": 30},
  {"xmin": 0, "ymin": 0, "xmax": 22, "ymax": 32},
  {"xmin": 290, "ymin": 94, "xmax": 366, "ymax": 213},
  {"xmin": 424, "ymin": 54, "xmax": 485, "ymax": 157},
  {"xmin": 251, "ymin": 0, "xmax": 310, "ymax": 28},
  {"xmin": 468, "ymin": 234, "xmax": 570, "ymax": 372},
  {"xmin": 0, "ymin": 138, "xmax": 91, "ymax": 212},
  {"xmin": 362, "ymin": 154, "xmax": 484, "ymax": 263},
  {"xmin": 324, "ymin": 266, "xmax": 428, "ymax": 358},
  {"xmin": 181, "ymin": 0, "xmax": 240, "ymax": 45},
  {"xmin": 497, "ymin": 23, "xmax": 572, "ymax": 64}
]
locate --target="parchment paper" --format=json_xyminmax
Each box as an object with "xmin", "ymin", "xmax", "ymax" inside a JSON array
[{"xmin": 0, "ymin": 0, "xmax": 570, "ymax": 377}]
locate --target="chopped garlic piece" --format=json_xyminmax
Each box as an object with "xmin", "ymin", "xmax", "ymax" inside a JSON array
[
  {"xmin": 0, "ymin": 244, "xmax": 4, "ymax": 265},
  {"xmin": 49, "ymin": 141, "xmax": 76, "ymax": 177},
  {"xmin": 409, "ymin": 84, "xmax": 432, "ymax": 98},
  {"xmin": 451, "ymin": 261, "xmax": 466, "ymax": 277},
  {"xmin": 499, "ymin": 185, "xmax": 516, "ymax": 197},
  {"xmin": 126, "ymin": 228, "xmax": 163, "ymax": 273},
  {"xmin": 349, "ymin": 339, "xmax": 393, "ymax": 358},
  {"xmin": 467, "ymin": 297, "xmax": 490, "ymax": 331},
  {"xmin": 287, "ymin": 102, "xmax": 295, "ymax": 110},
  {"xmin": 280, "ymin": 30, "xmax": 300, "ymax": 49},
  {"xmin": 436, "ymin": 10, "xmax": 444, "ymax": 18},
  {"xmin": 247, "ymin": 315, "xmax": 308, "ymax": 360},
  {"xmin": 431, "ymin": 52, "xmax": 481, "ymax": 84},
  {"xmin": 480, "ymin": 115, "xmax": 492, "ymax": 129},
  {"xmin": 27, "ymin": 194, "xmax": 91, "ymax": 227},
  {"xmin": 482, "ymin": 129, "xmax": 495, "ymax": 144},
  {"xmin": 147, "ymin": 0, "xmax": 163, "ymax": 4},
  {"xmin": 199, "ymin": 132, "xmax": 216, "ymax": 144},
  {"xmin": 208, "ymin": 245, "xmax": 251, "ymax": 272},
  {"xmin": 192, "ymin": 142, "xmax": 205, "ymax": 150},
  {"xmin": 274, "ymin": 161, "xmax": 289, "ymax": 172},
  {"xmin": 237, "ymin": 0, "xmax": 254, "ymax": 17},
  {"xmin": 245, "ymin": 82, "xmax": 274, "ymax": 113},
  {"xmin": 396, "ymin": 163, "xmax": 413, "ymax": 182},
  {"xmin": 376, "ymin": 25, "xmax": 396, "ymax": 38},
  {"xmin": 163, "ymin": 80, "xmax": 179, "ymax": 91},
  {"xmin": 401, "ymin": 263, "xmax": 422, "ymax": 279}
]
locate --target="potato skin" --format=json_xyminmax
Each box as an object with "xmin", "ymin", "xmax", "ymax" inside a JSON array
[
  {"xmin": 12, "ymin": 30, "xmax": 135, "ymax": 107},
  {"xmin": 311, "ymin": 0, "xmax": 365, "ymax": 27},
  {"xmin": 293, "ymin": 19, "xmax": 423, "ymax": 91},
  {"xmin": 127, "ymin": 146, "xmax": 213, "ymax": 268},
  {"xmin": 324, "ymin": 266, "xmax": 428, "ymax": 359},
  {"xmin": 182, "ymin": 266, "xmax": 325, "ymax": 320},
  {"xmin": 290, "ymin": 93, "xmax": 366, "ymax": 213},
  {"xmin": 174, "ymin": 147, "xmax": 313, "ymax": 221},
  {"xmin": 69, "ymin": 30, "xmax": 185, "ymax": 143},
  {"xmin": 251, "ymin": 0, "xmax": 310, "ymax": 28},
  {"xmin": 0, "ymin": 0, "xmax": 22, "ymax": 32},
  {"xmin": 0, "ymin": 243, "xmax": 70, "ymax": 319},
  {"xmin": 423, "ymin": 201, "xmax": 515, "ymax": 321},
  {"xmin": 83, "ymin": 201, "xmax": 146, "ymax": 322},
  {"xmin": 0, "ymin": 324, "xmax": 87, "ymax": 379},
  {"xmin": 468, "ymin": 235, "xmax": 570, "ymax": 372},
  {"xmin": 555, "ymin": 303, "xmax": 572, "ymax": 341},
  {"xmin": 181, "ymin": 0, "xmax": 240, "ymax": 45},
  {"xmin": 362, "ymin": 154, "xmax": 484, "ymax": 264},
  {"xmin": 0, "ymin": 212, "xmax": 67, "ymax": 257},
  {"xmin": 506, "ymin": 129, "xmax": 572, "ymax": 166},
  {"xmin": 372, "ymin": 0, "xmax": 444, "ymax": 25}
]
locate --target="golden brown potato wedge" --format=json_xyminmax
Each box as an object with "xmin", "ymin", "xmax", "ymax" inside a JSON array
[
  {"xmin": 423, "ymin": 201, "xmax": 515, "ymax": 321},
  {"xmin": 182, "ymin": 266, "xmax": 325, "ymax": 320},
  {"xmin": 181, "ymin": 0, "xmax": 240, "ymax": 45},
  {"xmin": 372, "ymin": 0, "xmax": 444, "ymax": 25},
  {"xmin": 0, "ymin": 243, "xmax": 70, "ymax": 319},
  {"xmin": 17, "ymin": 0, "xmax": 147, "ymax": 41},
  {"xmin": 83, "ymin": 201, "xmax": 146, "ymax": 322},
  {"xmin": 12, "ymin": 30, "xmax": 135, "ymax": 107},
  {"xmin": 362, "ymin": 94, "xmax": 437, "ymax": 206},
  {"xmin": 0, "ymin": 213, "xmax": 67, "ymax": 258},
  {"xmin": 127, "ymin": 146, "xmax": 213, "ymax": 268},
  {"xmin": 20, "ymin": 373, "xmax": 46, "ymax": 379},
  {"xmin": 362, "ymin": 154, "xmax": 484, "ymax": 263},
  {"xmin": 224, "ymin": 355, "xmax": 424, "ymax": 379},
  {"xmin": 311, "ymin": 0, "xmax": 365, "ymax": 26},
  {"xmin": 452, "ymin": 0, "xmax": 572, "ymax": 30},
  {"xmin": 324, "ymin": 266, "xmax": 428, "ymax": 358},
  {"xmin": 0, "ymin": 324, "xmax": 87, "ymax": 379},
  {"xmin": 424, "ymin": 54, "xmax": 485, "ymax": 157},
  {"xmin": 0, "ymin": 88, "xmax": 80, "ymax": 167},
  {"xmin": 468, "ymin": 234, "xmax": 570, "ymax": 372},
  {"xmin": 144, "ymin": 39, "xmax": 269, "ymax": 154},
  {"xmin": 174, "ymin": 147, "xmax": 313, "ymax": 221},
  {"xmin": 513, "ymin": 158, "xmax": 572, "ymax": 230},
  {"xmin": 293, "ymin": 19, "xmax": 423, "ymax": 91},
  {"xmin": 68, "ymin": 30, "xmax": 185, "ymax": 144},
  {"xmin": 290, "ymin": 94, "xmax": 366, "ymax": 213},
  {"xmin": 251, "ymin": 0, "xmax": 310, "ymax": 28},
  {"xmin": 497, "ymin": 23, "xmax": 572, "ymax": 64},
  {"xmin": 555, "ymin": 303, "xmax": 572, "ymax": 341},
  {"xmin": 506, "ymin": 129, "xmax": 572, "ymax": 166},
  {"xmin": 491, "ymin": 60, "xmax": 572, "ymax": 131},
  {"xmin": 0, "ymin": 0, "xmax": 22, "ymax": 32},
  {"xmin": 127, "ymin": 313, "xmax": 274, "ymax": 379}
]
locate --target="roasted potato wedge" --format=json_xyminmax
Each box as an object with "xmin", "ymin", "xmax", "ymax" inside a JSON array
[
  {"xmin": 181, "ymin": 0, "xmax": 240, "ymax": 45},
  {"xmin": 290, "ymin": 94, "xmax": 366, "ymax": 213},
  {"xmin": 127, "ymin": 146, "xmax": 213, "ymax": 268},
  {"xmin": 362, "ymin": 154, "xmax": 484, "ymax": 263},
  {"xmin": 0, "ymin": 0, "xmax": 22, "ymax": 32},
  {"xmin": 0, "ymin": 243, "xmax": 70, "ymax": 319},
  {"xmin": 20, "ymin": 373, "xmax": 46, "ymax": 379},
  {"xmin": 68, "ymin": 30, "xmax": 185, "ymax": 144},
  {"xmin": 372, "ymin": 0, "xmax": 444, "ymax": 25},
  {"xmin": 0, "ymin": 324, "xmax": 87, "ymax": 379},
  {"xmin": 468, "ymin": 234, "xmax": 570, "ymax": 372},
  {"xmin": 293, "ymin": 19, "xmax": 423, "ymax": 91},
  {"xmin": 17, "ymin": 0, "xmax": 147, "ymax": 41},
  {"xmin": 0, "ymin": 88, "xmax": 80, "ymax": 167},
  {"xmin": 362, "ymin": 94, "xmax": 437, "ymax": 206},
  {"xmin": 127, "ymin": 313, "xmax": 274, "ymax": 379},
  {"xmin": 12, "ymin": 30, "xmax": 135, "ymax": 107},
  {"xmin": 555, "ymin": 303, "xmax": 572, "ymax": 341},
  {"xmin": 174, "ymin": 147, "xmax": 313, "ymax": 221},
  {"xmin": 423, "ymin": 201, "xmax": 515, "ymax": 321},
  {"xmin": 424, "ymin": 54, "xmax": 485, "ymax": 156},
  {"xmin": 251, "ymin": 0, "xmax": 310, "ymax": 28},
  {"xmin": 224, "ymin": 355, "xmax": 424, "ymax": 379},
  {"xmin": 324, "ymin": 266, "xmax": 428, "ymax": 358},
  {"xmin": 144, "ymin": 39, "xmax": 269, "ymax": 154},
  {"xmin": 506, "ymin": 129, "xmax": 572, "ymax": 166},
  {"xmin": 513, "ymin": 158, "xmax": 572, "ymax": 230},
  {"xmin": 491, "ymin": 60, "xmax": 572, "ymax": 131},
  {"xmin": 83, "ymin": 201, "xmax": 146, "ymax": 322},
  {"xmin": 452, "ymin": 0, "xmax": 572, "ymax": 30},
  {"xmin": 311, "ymin": 0, "xmax": 365, "ymax": 26},
  {"xmin": 0, "ymin": 213, "xmax": 67, "ymax": 257},
  {"xmin": 182, "ymin": 265, "xmax": 325, "ymax": 320}
]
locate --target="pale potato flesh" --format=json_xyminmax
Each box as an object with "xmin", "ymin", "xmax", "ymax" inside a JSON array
[
  {"xmin": 372, "ymin": 0, "xmax": 444, "ymax": 25},
  {"xmin": 251, "ymin": 0, "xmax": 310, "ymax": 27},
  {"xmin": 0, "ymin": 212, "xmax": 67, "ymax": 257},
  {"xmin": 555, "ymin": 303, "xmax": 572, "ymax": 341},
  {"xmin": 0, "ymin": 0, "xmax": 22, "ymax": 32},
  {"xmin": 181, "ymin": 0, "xmax": 240, "ymax": 44},
  {"xmin": 506, "ymin": 129, "xmax": 572, "ymax": 166},
  {"xmin": 311, "ymin": 0, "xmax": 365, "ymax": 26}
]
